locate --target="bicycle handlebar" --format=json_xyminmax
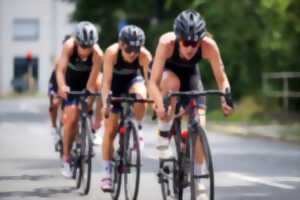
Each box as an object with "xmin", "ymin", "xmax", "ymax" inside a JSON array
[
  {"xmin": 68, "ymin": 90, "xmax": 102, "ymax": 98},
  {"xmin": 105, "ymin": 93, "xmax": 154, "ymax": 118},
  {"xmin": 163, "ymin": 88, "xmax": 234, "ymax": 116}
]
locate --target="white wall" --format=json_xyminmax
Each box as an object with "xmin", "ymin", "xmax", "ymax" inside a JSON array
[
  {"xmin": 0, "ymin": 0, "xmax": 74, "ymax": 95},
  {"xmin": 55, "ymin": 0, "xmax": 76, "ymax": 58},
  {"xmin": 0, "ymin": 0, "xmax": 4, "ymax": 94}
]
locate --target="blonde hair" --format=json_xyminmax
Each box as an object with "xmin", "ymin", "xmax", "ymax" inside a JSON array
[{"xmin": 205, "ymin": 31, "xmax": 213, "ymax": 38}]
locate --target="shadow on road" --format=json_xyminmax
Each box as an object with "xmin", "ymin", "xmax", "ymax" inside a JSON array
[
  {"xmin": 1, "ymin": 158, "xmax": 61, "ymax": 171},
  {"xmin": 0, "ymin": 112, "xmax": 48, "ymax": 123},
  {"xmin": 0, "ymin": 174, "xmax": 57, "ymax": 182},
  {"xmin": 0, "ymin": 186, "xmax": 75, "ymax": 198}
]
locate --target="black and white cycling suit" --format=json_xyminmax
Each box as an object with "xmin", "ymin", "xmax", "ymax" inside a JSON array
[
  {"xmin": 64, "ymin": 47, "xmax": 93, "ymax": 105},
  {"xmin": 164, "ymin": 41, "xmax": 206, "ymax": 108},
  {"xmin": 110, "ymin": 49, "xmax": 144, "ymax": 113},
  {"xmin": 48, "ymin": 70, "xmax": 58, "ymax": 96}
]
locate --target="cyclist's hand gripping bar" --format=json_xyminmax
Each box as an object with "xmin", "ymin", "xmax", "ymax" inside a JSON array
[{"xmin": 224, "ymin": 87, "xmax": 234, "ymax": 109}]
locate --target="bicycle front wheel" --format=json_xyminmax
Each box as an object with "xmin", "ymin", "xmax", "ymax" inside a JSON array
[
  {"xmin": 78, "ymin": 119, "xmax": 93, "ymax": 195},
  {"xmin": 111, "ymin": 132, "xmax": 122, "ymax": 200},
  {"xmin": 123, "ymin": 122, "xmax": 141, "ymax": 200},
  {"xmin": 197, "ymin": 126, "xmax": 215, "ymax": 200}
]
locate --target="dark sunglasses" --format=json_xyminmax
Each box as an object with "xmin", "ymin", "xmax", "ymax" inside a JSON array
[
  {"xmin": 79, "ymin": 44, "xmax": 92, "ymax": 49},
  {"xmin": 179, "ymin": 40, "xmax": 199, "ymax": 48},
  {"xmin": 124, "ymin": 45, "xmax": 140, "ymax": 54}
]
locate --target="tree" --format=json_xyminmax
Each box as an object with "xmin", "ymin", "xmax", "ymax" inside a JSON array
[{"xmin": 68, "ymin": 0, "xmax": 300, "ymax": 108}]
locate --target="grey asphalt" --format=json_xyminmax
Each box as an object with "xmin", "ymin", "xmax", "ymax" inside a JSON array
[{"xmin": 0, "ymin": 97, "xmax": 300, "ymax": 200}]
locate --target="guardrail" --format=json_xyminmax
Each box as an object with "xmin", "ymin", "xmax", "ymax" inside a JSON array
[{"xmin": 263, "ymin": 72, "xmax": 300, "ymax": 110}]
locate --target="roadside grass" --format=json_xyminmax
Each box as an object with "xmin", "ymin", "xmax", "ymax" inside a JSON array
[
  {"xmin": 279, "ymin": 125, "xmax": 300, "ymax": 142},
  {"xmin": 207, "ymin": 95, "xmax": 300, "ymax": 142},
  {"xmin": 207, "ymin": 96, "xmax": 273, "ymax": 124}
]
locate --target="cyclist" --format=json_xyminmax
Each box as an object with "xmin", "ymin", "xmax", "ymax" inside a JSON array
[
  {"xmin": 56, "ymin": 21, "xmax": 104, "ymax": 178},
  {"xmin": 148, "ymin": 10, "xmax": 233, "ymax": 196},
  {"xmin": 100, "ymin": 25, "xmax": 152, "ymax": 192}
]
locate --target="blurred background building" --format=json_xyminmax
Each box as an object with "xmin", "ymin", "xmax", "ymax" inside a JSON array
[{"xmin": 0, "ymin": 0, "xmax": 75, "ymax": 95}]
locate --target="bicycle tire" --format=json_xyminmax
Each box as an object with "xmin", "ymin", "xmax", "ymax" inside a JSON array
[
  {"xmin": 197, "ymin": 126, "xmax": 215, "ymax": 200},
  {"xmin": 75, "ymin": 164, "xmax": 82, "ymax": 188},
  {"xmin": 185, "ymin": 131, "xmax": 197, "ymax": 200},
  {"xmin": 75, "ymin": 121, "xmax": 83, "ymax": 189},
  {"xmin": 123, "ymin": 122, "xmax": 141, "ymax": 200},
  {"xmin": 57, "ymin": 122, "xmax": 64, "ymax": 158},
  {"xmin": 79, "ymin": 119, "xmax": 92, "ymax": 195},
  {"xmin": 111, "ymin": 132, "xmax": 122, "ymax": 200}
]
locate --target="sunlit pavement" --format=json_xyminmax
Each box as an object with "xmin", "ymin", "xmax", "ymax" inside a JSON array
[{"xmin": 1, "ymin": 97, "xmax": 300, "ymax": 200}]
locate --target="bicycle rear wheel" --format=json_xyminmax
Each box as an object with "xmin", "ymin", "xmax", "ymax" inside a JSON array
[
  {"xmin": 78, "ymin": 119, "xmax": 93, "ymax": 195},
  {"xmin": 56, "ymin": 122, "xmax": 64, "ymax": 158},
  {"xmin": 111, "ymin": 132, "xmax": 122, "ymax": 200},
  {"xmin": 123, "ymin": 122, "xmax": 141, "ymax": 200}
]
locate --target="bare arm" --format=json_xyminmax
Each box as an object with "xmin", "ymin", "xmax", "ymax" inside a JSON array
[
  {"xmin": 101, "ymin": 44, "xmax": 117, "ymax": 109},
  {"xmin": 148, "ymin": 33, "xmax": 174, "ymax": 111},
  {"xmin": 86, "ymin": 45, "xmax": 103, "ymax": 91},
  {"xmin": 139, "ymin": 47, "xmax": 152, "ymax": 86},
  {"xmin": 202, "ymin": 37, "xmax": 230, "ymax": 93},
  {"xmin": 56, "ymin": 40, "xmax": 73, "ymax": 99},
  {"xmin": 202, "ymin": 37, "xmax": 233, "ymax": 114}
]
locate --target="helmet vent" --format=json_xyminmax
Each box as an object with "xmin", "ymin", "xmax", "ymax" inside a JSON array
[
  {"xmin": 190, "ymin": 13, "xmax": 194, "ymax": 21},
  {"xmin": 83, "ymin": 28, "xmax": 88, "ymax": 43},
  {"xmin": 189, "ymin": 26, "xmax": 194, "ymax": 34},
  {"xmin": 90, "ymin": 30, "xmax": 94, "ymax": 42}
]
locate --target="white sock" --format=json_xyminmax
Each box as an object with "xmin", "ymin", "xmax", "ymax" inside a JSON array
[
  {"xmin": 158, "ymin": 120, "xmax": 173, "ymax": 138},
  {"xmin": 194, "ymin": 163, "xmax": 204, "ymax": 184},
  {"xmin": 158, "ymin": 120, "xmax": 173, "ymax": 132},
  {"xmin": 50, "ymin": 126, "xmax": 56, "ymax": 133},
  {"xmin": 132, "ymin": 119, "xmax": 143, "ymax": 138},
  {"xmin": 104, "ymin": 160, "xmax": 112, "ymax": 177}
]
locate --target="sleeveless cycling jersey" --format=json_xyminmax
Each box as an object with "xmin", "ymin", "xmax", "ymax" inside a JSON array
[
  {"xmin": 110, "ymin": 49, "xmax": 144, "ymax": 112},
  {"xmin": 113, "ymin": 49, "xmax": 142, "ymax": 77},
  {"xmin": 165, "ymin": 41, "xmax": 202, "ymax": 74},
  {"xmin": 66, "ymin": 46, "xmax": 93, "ymax": 91},
  {"xmin": 48, "ymin": 70, "xmax": 58, "ymax": 95}
]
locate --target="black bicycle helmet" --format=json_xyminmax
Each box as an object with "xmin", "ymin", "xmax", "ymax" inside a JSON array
[
  {"xmin": 173, "ymin": 10, "xmax": 206, "ymax": 41},
  {"xmin": 119, "ymin": 25, "xmax": 145, "ymax": 52},
  {"xmin": 74, "ymin": 21, "xmax": 98, "ymax": 48},
  {"xmin": 62, "ymin": 34, "xmax": 71, "ymax": 44}
]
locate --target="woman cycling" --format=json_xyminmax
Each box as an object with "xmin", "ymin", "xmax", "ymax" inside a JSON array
[
  {"xmin": 56, "ymin": 21, "xmax": 103, "ymax": 178},
  {"xmin": 148, "ymin": 9, "xmax": 233, "ymax": 197},
  {"xmin": 100, "ymin": 25, "xmax": 152, "ymax": 192}
]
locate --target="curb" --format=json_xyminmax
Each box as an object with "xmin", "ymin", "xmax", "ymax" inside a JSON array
[{"xmin": 207, "ymin": 122, "xmax": 300, "ymax": 144}]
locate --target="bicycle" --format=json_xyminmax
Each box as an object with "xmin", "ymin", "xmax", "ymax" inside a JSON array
[
  {"xmin": 157, "ymin": 89, "xmax": 233, "ymax": 200},
  {"xmin": 105, "ymin": 93, "xmax": 153, "ymax": 200},
  {"xmin": 65, "ymin": 90, "xmax": 101, "ymax": 195}
]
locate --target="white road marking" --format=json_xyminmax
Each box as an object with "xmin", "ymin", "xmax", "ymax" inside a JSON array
[
  {"xmin": 228, "ymin": 172, "xmax": 295, "ymax": 190},
  {"xmin": 268, "ymin": 177, "xmax": 300, "ymax": 182}
]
